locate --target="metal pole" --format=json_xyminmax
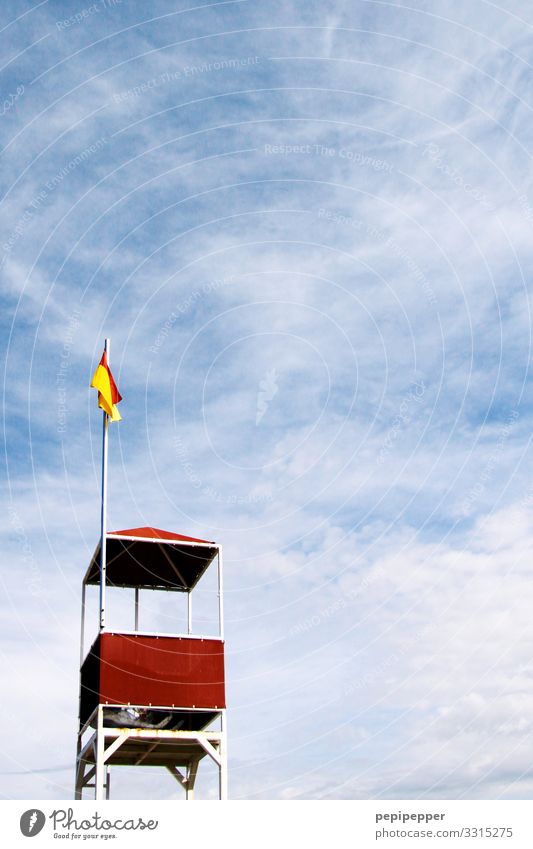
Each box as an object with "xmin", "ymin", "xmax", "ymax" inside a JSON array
[
  {"xmin": 99, "ymin": 338, "xmax": 110, "ymax": 631},
  {"xmin": 187, "ymin": 591, "xmax": 192, "ymax": 635},
  {"xmin": 80, "ymin": 582, "xmax": 86, "ymax": 666},
  {"xmin": 217, "ymin": 547, "xmax": 224, "ymax": 640},
  {"xmin": 135, "ymin": 588, "xmax": 139, "ymax": 631}
]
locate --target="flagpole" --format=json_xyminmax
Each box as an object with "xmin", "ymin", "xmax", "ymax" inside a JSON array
[{"xmin": 99, "ymin": 338, "xmax": 110, "ymax": 631}]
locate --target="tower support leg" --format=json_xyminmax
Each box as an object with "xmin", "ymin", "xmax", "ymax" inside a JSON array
[
  {"xmin": 75, "ymin": 731, "xmax": 83, "ymax": 799},
  {"xmin": 219, "ymin": 710, "xmax": 228, "ymax": 800},
  {"xmin": 95, "ymin": 705, "xmax": 106, "ymax": 801}
]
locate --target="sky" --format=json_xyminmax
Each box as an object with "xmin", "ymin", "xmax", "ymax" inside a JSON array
[{"xmin": 2, "ymin": 0, "xmax": 533, "ymax": 801}]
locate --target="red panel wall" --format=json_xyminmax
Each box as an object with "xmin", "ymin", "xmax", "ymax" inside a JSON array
[{"xmin": 99, "ymin": 633, "xmax": 225, "ymax": 709}]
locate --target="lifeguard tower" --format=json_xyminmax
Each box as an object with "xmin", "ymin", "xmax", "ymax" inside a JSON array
[{"xmin": 75, "ymin": 525, "xmax": 227, "ymax": 800}]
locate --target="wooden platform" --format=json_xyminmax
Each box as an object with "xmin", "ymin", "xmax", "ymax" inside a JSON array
[{"xmin": 75, "ymin": 713, "xmax": 225, "ymax": 799}]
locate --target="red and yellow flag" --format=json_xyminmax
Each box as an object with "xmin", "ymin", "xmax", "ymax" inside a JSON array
[{"xmin": 91, "ymin": 350, "xmax": 122, "ymax": 421}]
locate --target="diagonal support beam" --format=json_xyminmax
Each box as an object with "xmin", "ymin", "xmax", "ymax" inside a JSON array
[
  {"xmin": 186, "ymin": 757, "xmax": 201, "ymax": 800},
  {"xmin": 159, "ymin": 544, "xmax": 187, "ymax": 588},
  {"xmin": 195, "ymin": 736, "xmax": 221, "ymax": 766},
  {"xmin": 167, "ymin": 765, "xmax": 188, "ymax": 788},
  {"xmin": 103, "ymin": 730, "xmax": 132, "ymax": 763},
  {"xmin": 77, "ymin": 734, "xmax": 97, "ymax": 765},
  {"xmin": 81, "ymin": 765, "xmax": 96, "ymax": 786}
]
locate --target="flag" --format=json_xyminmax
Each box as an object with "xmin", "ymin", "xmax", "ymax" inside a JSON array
[{"xmin": 91, "ymin": 350, "xmax": 122, "ymax": 421}]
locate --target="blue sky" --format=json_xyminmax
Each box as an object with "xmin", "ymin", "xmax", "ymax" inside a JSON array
[{"xmin": 2, "ymin": 0, "xmax": 533, "ymax": 799}]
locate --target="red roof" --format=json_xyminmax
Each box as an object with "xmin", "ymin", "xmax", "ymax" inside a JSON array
[
  {"xmin": 108, "ymin": 526, "xmax": 215, "ymax": 544},
  {"xmin": 85, "ymin": 526, "xmax": 218, "ymax": 590}
]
